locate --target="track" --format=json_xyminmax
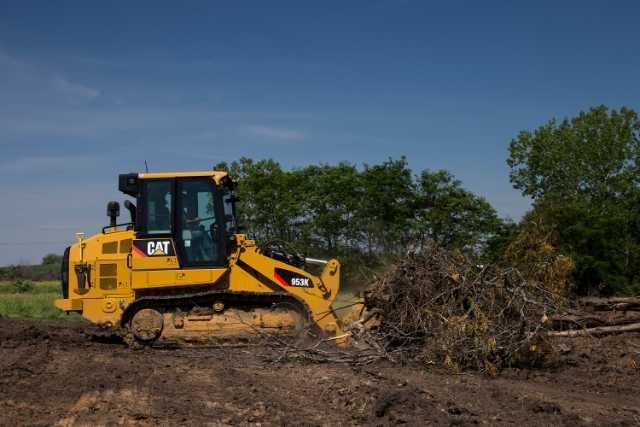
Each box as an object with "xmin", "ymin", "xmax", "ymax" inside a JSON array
[{"xmin": 119, "ymin": 289, "xmax": 313, "ymax": 347}]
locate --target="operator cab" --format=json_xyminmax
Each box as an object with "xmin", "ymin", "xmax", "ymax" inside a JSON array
[{"xmin": 117, "ymin": 171, "xmax": 237, "ymax": 268}]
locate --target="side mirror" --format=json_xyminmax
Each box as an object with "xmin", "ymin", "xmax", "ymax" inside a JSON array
[
  {"xmin": 107, "ymin": 201, "xmax": 120, "ymax": 227},
  {"xmin": 123, "ymin": 200, "xmax": 137, "ymax": 225}
]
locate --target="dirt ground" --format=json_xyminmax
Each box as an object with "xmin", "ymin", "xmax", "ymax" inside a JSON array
[{"xmin": 0, "ymin": 318, "xmax": 639, "ymax": 426}]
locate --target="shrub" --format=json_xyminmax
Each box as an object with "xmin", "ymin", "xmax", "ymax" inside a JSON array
[{"xmin": 13, "ymin": 279, "xmax": 35, "ymax": 294}]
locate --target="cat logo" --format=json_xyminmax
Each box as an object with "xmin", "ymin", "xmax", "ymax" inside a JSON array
[
  {"xmin": 147, "ymin": 241, "xmax": 170, "ymax": 256},
  {"xmin": 132, "ymin": 239, "xmax": 175, "ymax": 257}
]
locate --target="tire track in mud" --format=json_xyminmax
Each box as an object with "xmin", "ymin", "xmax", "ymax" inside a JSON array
[{"xmin": 1, "ymin": 318, "xmax": 639, "ymax": 426}]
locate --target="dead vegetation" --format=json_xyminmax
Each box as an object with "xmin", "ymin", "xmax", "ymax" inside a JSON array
[
  {"xmin": 263, "ymin": 220, "xmax": 639, "ymax": 374},
  {"xmin": 360, "ymin": 246, "xmax": 568, "ymax": 373},
  {"xmin": 356, "ymin": 220, "xmax": 638, "ymax": 374},
  {"xmin": 227, "ymin": 220, "xmax": 639, "ymax": 376},
  {"xmin": 358, "ymin": 221, "xmax": 577, "ymax": 373}
]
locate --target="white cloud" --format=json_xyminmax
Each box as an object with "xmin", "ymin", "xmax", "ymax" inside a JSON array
[
  {"xmin": 0, "ymin": 48, "xmax": 101, "ymax": 105},
  {"xmin": 51, "ymin": 75, "xmax": 100, "ymax": 101},
  {"xmin": 0, "ymin": 106, "xmax": 316, "ymax": 141},
  {"xmin": 247, "ymin": 125, "xmax": 306, "ymax": 141},
  {"xmin": 0, "ymin": 154, "xmax": 100, "ymax": 172}
]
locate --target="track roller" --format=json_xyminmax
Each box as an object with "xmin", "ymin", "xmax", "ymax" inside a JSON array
[{"xmin": 129, "ymin": 308, "xmax": 164, "ymax": 344}]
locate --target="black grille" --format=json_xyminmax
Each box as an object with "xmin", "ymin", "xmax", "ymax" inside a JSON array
[{"xmin": 61, "ymin": 246, "xmax": 70, "ymax": 299}]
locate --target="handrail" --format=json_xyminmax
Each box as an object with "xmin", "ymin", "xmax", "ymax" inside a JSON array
[{"xmin": 102, "ymin": 222, "xmax": 134, "ymax": 233}]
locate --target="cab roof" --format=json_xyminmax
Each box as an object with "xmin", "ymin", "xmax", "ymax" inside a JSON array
[
  {"xmin": 119, "ymin": 171, "xmax": 231, "ymax": 197},
  {"xmin": 138, "ymin": 171, "xmax": 228, "ymax": 183}
]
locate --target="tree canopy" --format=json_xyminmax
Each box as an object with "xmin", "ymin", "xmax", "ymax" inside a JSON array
[
  {"xmin": 216, "ymin": 157, "xmax": 501, "ymax": 280},
  {"xmin": 508, "ymin": 105, "xmax": 640, "ymax": 202},
  {"xmin": 507, "ymin": 106, "xmax": 640, "ymax": 295}
]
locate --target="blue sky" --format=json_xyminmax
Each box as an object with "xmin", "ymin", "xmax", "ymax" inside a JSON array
[{"xmin": 1, "ymin": 1, "xmax": 639, "ymax": 264}]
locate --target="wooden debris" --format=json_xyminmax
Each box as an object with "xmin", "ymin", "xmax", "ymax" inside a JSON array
[
  {"xmin": 362, "ymin": 246, "xmax": 563, "ymax": 372},
  {"xmin": 578, "ymin": 297, "xmax": 640, "ymax": 312},
  {"xmin": 548, "ymin": 322, "xmax": 640, "ymax": 337}
]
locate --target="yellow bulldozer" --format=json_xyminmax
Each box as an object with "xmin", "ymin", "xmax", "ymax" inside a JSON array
[{"xmin": 55, "ymin": 171, "xmax": 346, "ymax": 346}]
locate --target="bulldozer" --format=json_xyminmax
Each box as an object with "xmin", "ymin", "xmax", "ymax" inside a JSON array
[{"xmin": 54, "ymin": 171, "xmax": 346, "ymax": 346}]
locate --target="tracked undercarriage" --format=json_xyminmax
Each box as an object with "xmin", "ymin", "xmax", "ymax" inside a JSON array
[{"xmin": 119, "ymin": 290, "xmax": 312, "ymax": 347}]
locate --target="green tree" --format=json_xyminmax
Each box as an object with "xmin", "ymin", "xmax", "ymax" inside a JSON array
[
  {"xmin": 354, "ymin": 157, "xmax": 415, "ymax": 256},
  {"xmin": 42, "ymin": 254, "xmax": 62, "ymax": 265},
  {"xmin": 414, "ymin": 170, "xmax": 501, "ymax": 253},
  {"xmin": 226, "ymin": 157, "xmax": 304, "ymax": 243},
  {"xmin": 213, "ymin": 156, "xmax": 504, "ymax": 284},
  {"xmin": 298, "ymin": 162, "xmax": 360, "ymax": 253},
  {"xmin": 483, "ymin": 218, "xmax": 519, "ymax": 263},
  {"xmin": 508, "ymin": 105, "xmax": 640, "ymax": 202},
  {"xmin": 534, "ymin": 197, "xmax": 640, "ymax": 295},
  {"xmin": 507, "ymin": 105, "xmax": 640, "ymax": 294}
]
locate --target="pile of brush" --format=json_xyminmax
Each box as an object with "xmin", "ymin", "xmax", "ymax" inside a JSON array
[{"xmin": 360, "ymin": 244, "xmax": 571, "ymax": 374}]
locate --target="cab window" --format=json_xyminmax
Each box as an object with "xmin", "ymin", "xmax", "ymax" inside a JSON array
[
  {"xmin": 177, "ymin": 178, "xmax": 221, "ymax": 266},
  {"xmin": 144, "ymin": 180, "xmax": 173, "ymax": 234}
]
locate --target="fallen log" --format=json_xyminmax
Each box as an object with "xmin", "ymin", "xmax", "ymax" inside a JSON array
[
  {"xmin": 548, "ymin": 322, "xmax": 640, "ymax": 337},
  {"xmin": 551, "ymin": 312, "xmax": 640, "ymax": 329},
  {"xmin": 578, "ymin": 297, "xmax": 640, "ymax": 311},
  {"xmin": 579, "ymin": 297, "xmax": 640, "ymax": 304}
]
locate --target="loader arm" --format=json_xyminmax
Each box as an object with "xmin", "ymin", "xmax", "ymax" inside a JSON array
[{"xmin": 229, "ymin": 235, "xmax": 345, "ymax": 338}]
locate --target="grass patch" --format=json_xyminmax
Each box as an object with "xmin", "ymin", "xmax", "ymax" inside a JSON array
[
  {"xmin": 0, "ymin": 280, "xmax": 60, "ymax": 294},
  {"xmin": 0, "ymin": 293, "xmax": 70, "ymax": 319},
  {"xmin": 0, "ymin": 280, "xmax": 77, "ymax": 319}
]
